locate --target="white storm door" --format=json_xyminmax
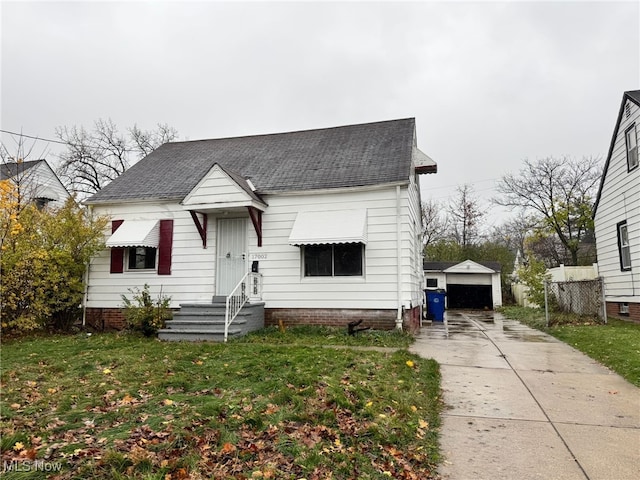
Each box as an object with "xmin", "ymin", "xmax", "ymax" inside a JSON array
[{"xmin": 216, "ymin": 218, "xmax": 248, "ymax": 295}]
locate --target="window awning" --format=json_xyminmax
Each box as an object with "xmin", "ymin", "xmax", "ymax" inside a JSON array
[
  {"xmin": 106, "ymin": 220, "xmax": 160, "ymax": 248},
  {"xmin": 288, "ymin": 209, "xmax": 367, "ymax": 245},
  {"xmin": 35, "ymin": 186, "xmax": 59, "ymax": 201}
]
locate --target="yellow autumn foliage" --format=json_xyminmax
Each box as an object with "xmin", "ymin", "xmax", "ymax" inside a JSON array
[{"xmin": 1, "ymin": 183, "xmax": 108, "ymax": 333}]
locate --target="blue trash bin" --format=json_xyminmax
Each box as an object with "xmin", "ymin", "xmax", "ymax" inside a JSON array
[{"xmin": 425, "ymin": 289, "xmax": 446, "ymax": 322}]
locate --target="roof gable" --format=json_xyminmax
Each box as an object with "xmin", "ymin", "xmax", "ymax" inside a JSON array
[
  {"xmin": 443, "ymin": 259, "xmax": 497, "ymax": 274},
  {"xmin": 593, "ymin": 90, "xmax": 640, "ymax": 216},
  {"xmin": 181, "ymin": 163, "xmax": 267, "ymax": 210},
  {"xmin": 86, "ymin": 118, "xmax": 428, "ymax": 204},
  {"xmin": 424, "ymin": 260, "xmax": 502, "ymax": 273}
]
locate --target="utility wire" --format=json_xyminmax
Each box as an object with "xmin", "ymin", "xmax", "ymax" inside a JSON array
[{"xmin": 0, "ymin": 129, "xmax": 66, "ymax": 145}]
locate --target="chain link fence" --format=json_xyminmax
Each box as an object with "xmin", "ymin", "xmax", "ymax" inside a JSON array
[{"xmin": 544, "ymin": 277, "xmax": 607, "ymax": 326}]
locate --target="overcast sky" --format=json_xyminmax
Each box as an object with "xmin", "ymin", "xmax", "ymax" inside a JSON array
[{"xmin": 1, "ymin": 1, "xmax": 639, "ymax": 229}]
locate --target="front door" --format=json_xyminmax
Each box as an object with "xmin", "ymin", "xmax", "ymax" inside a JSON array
[{"xmin": 216, "ymin": 217, "xmax": 247, "ymax": 296}]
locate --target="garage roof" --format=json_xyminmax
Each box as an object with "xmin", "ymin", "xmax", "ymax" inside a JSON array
[{"xmin": 423, "ymin": 260, "xmax": 502, "ymax": 273}]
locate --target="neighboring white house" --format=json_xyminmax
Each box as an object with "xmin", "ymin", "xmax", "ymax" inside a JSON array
[
  {"xmin": 83, "ymin": 118, "xmax": 437, "ymax": 333},
  {"xmin": 423, "ymin": 260, "xmax": 502, "ymax": 309},
  {"xmin": 0, "ymin": 159, "xmax": 70, "ymax": 209},
  {"xmin": 594, "ymin": 90, "xmax": 640, "ymax": 322}
]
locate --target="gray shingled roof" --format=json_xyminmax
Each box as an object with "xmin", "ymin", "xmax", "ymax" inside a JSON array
[
  {"xmin": 86, "ymin": 118, "xmax": 417, "ymax": 204},
  {"xmin": 424, "ymin": 261, "xmax": 502, "ymax": 273},
  {"xmin": 0, "ymin": 159, "xmax": 43, "ymax": 180}
]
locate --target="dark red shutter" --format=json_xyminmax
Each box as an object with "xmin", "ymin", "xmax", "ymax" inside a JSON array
[
  {"xmin": 158, "ymin": 219, "xmax": 173, "ymax": 275},
  {"xmin": 110, "ymin": 220, "xmax": 124, "ymax": 274}
]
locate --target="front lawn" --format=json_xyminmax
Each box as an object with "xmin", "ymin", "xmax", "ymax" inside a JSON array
[
  {"xmin": 500, "ymin": 306, "xmax": 640, "ymax": 387},
  {"xmin": 1, "ymin": 332, "xmax": 441, "ymax": 479},
  {"xmin": 236, "ymin": 324, "xmax": 414, "ymax": 348}
]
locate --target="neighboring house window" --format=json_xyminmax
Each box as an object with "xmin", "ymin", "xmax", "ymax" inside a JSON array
[
  {"xmin": 34, "ymin": 197, "xmax": 50, "ymax": 210},
  {"xmin": 617, "ymin": 221, "xmax": 631, "ymax": 271},
  {"xmin": 304, "ymin": 244, "xmax": 363, "ymax": 276},
  {"xmin": 619, "ymin": 303, "xmax": 629, "ymax": 315},
  {"xmin": 128, "ymin": 247, "xmax": 157, "ymax": 270},
  {"xmin": 625, "ymin": 124, "xmax": 638, "ymax": 171},
  {"xmin": 426, "ymin": 278, "xmax": 438, "ymax": 288}
]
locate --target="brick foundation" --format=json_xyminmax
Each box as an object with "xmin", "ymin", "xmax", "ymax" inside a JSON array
[
  {"xmin": 605, "ymin": 301, "xmax": 640, "ymax": 323},
  {"xmin": 86, "ymin": 306, "xmax": 424, "ymax": 332},
  {"xmin": 85, "ymin": 308, "xmax": 127, "ymax": 331},
  {"xmin": 265, "ymin": 307, "xmax": 421, "ymax": 332}
]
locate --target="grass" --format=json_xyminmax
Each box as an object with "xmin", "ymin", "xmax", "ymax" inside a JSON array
[
  {"xmin": 500, "ymin": 306, "xmax": 640, "ymax": 387},
  {"xmin": 235, "ymin": 324, "xmax": 415, "ymax": 348},
  {"xmin": 1, "ymin": 330, "xmax": 441, "ymax": 479}
]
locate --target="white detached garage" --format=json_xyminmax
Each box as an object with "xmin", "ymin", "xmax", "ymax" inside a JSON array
[{"xmin": 423, "ymin": 260, "xmax": 503, "ymax": 310}]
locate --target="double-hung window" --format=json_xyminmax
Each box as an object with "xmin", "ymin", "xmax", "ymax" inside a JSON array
[
  {"xmin": 617, "ymin": 221, "xmax": 631, "ymax": 271},
  {"xmin": 128, "ymin": 247, "xmax": 157, "ymax": 270},
  {"xmin": 304, "ymin": 244, "xmax": 363, "ymax": 277},
  {"xmin": 625, "ymin": 124, "xmax": 638, "ymax": 171}
]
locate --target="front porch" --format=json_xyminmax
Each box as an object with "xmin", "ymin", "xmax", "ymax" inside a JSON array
[{"xmin": 158, "ymin": 299, "xmax": 265, "ymax": 342}]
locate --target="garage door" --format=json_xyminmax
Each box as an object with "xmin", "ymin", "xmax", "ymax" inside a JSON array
[{"xmin": 447, "ymin": 284, "xmax": 493, "ymax": 309}]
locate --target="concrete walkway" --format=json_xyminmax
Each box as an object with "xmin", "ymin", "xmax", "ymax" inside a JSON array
[{"xmin": 409, "ymin": 311, "xmax": 640, "ymax": 480}]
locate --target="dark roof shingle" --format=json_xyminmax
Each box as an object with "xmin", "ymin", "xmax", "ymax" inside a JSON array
[
  {"xmin": 423, "ymin": 261, "xmax": 502, "ymax": 272},
  {"xmin": 86, "ymin": 118, "xmax": 416, "ymax": 204},
  {"xmin": 0, "ymin": 159, "xmax": 43, "ymax": 180}
]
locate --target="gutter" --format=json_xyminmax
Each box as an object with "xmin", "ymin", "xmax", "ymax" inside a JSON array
[{"xmin": 396, "ymin": 185, "xmax": 403, "ymax": 330}]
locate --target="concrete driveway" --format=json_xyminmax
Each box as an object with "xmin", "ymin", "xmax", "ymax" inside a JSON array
[{"xmin": 410, "ymin": 310, "xmax": 640, "ymax": 480}]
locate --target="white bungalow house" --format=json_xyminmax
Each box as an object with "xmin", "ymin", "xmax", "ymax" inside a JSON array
[
  {"xmin": 594, "ymin": 90, "xmax": 640, "ymax": 321},
  {"xmin": 423, "ymin": 260, "xmax": 502, "ymax": 310},
  {"xmin": 83, "ymin": 118, "xmax": 437, "ymax": 339},
  {"xmin": 0, "ymin": 159, "xmax": 70, "ymax": 209}
]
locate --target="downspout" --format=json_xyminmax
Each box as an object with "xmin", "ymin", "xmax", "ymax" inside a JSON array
[
  {"xmin": 396, "ymin": 185, "xmax": 403, "ymax": 330},
  {"xmin": 82, "ymin": 259, "xmax": 90, "ymax": 328}
]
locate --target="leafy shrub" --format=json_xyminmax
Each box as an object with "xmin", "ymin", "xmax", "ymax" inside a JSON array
[
  {"xmin": 1, "ymin": 185, "xmax": 108, "ymax": 334},
  {"xmin": 121, "ymin": 284, "xmax": 172, "ymax": 336},
  {"xmin": 516, "ymin": 256, "xmax": 550, "ymax": 308}
]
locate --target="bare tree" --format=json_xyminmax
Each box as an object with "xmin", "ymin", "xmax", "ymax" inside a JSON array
[
  {"xmin": 421, "ymin": 199, "xmax": 449, "ymax": 248},
  {"xmin": 448, "ymin": 184, "xmax": 485, "ymax": 246},
  {"xmin": 494, "ymin": 156, "xmax": 602, "ymax": 265},
  {"xmin": 56, "ymin": 119, "xmax": 177, "ymax": 196},
  {"xmin": 488, "ymin": 213, "xmax": 537, "ymax": 257}
]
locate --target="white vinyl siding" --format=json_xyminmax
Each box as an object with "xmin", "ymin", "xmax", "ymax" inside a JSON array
[
  {"xmin": 248, "ymin": 186, "xmax": 415, "ymax": 310},
  {"xmin": 594, "ymin": 97, "xmax": 640, "ymax": 302},
  {"xmin": 87, "ymin": 183, "xmax": 419, "ymax": 311},
  {"xmin": 86, "ymin": 202, "xmax": 219, "ymax": 308},
  {"xmin": 182, "ymin": 166, "xmax": 253, "ymax": 208}
]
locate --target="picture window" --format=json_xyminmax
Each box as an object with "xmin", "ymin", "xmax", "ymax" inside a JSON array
[{"xmin": 303, "ymin": 244, "xmax": 363, "ymax": 277}]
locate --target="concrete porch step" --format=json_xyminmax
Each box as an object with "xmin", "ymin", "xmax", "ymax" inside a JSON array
[{"xmin": 158, "ymin": 301, "xmax": 265, "ymax": 342}]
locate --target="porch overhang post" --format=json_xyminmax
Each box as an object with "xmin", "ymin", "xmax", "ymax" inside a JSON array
[
  {"xmin": 189, "ymin": 210, "xmax": 207, "ymax": 248},
  {"xmin": 247, "ymin": 207, "xmax": 263, "ymax": 247}
]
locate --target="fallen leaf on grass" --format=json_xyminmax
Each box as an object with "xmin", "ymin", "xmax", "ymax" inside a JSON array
[{"xmin": 220, "ymin": 442, "xmax": 236, "ymax": 454}]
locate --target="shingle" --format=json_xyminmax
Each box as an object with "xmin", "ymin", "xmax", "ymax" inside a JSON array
[
  {"xmin": 423, "ymin": 261, "xmax": 502, "ymax": 272},
  {"xmin": 86, "ymin": 118, "xmax": 416, "ymax": 204},
  {"xmin": 0, "ymin": 160, "xmax": 43, "ymax": 180},
  {"xmin": 626, "ymin": 90, "xmax": 640, "ymax": 105}
]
